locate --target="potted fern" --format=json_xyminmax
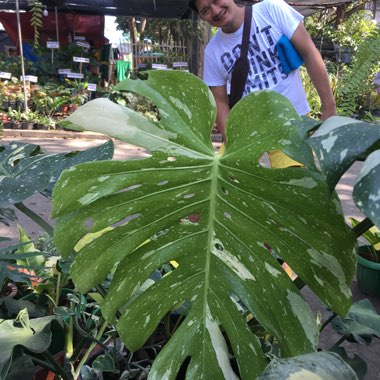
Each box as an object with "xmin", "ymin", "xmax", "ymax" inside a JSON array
[{"xmin": 351, "ymin": 218, "xmax": 380, "ymax": 297}]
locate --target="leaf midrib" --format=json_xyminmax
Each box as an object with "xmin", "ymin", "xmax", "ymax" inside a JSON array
[{"xmin": 201, "ymin": 155, "xmax": 220, "ymax": 371}]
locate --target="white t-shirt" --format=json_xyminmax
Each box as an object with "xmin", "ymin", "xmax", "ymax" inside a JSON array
[{"xmin": 203, "ymin": 0, "xmax": 310, "ymax": 115}]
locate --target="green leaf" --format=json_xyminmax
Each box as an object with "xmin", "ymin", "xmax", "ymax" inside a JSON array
[
  {"xmin": 256, "ymin": 351, "xmax": 358, "ymax": 379},
  {"xmin": 331, "ymin": 299, "xmax": 380, "ymax": 344},
  {"xmin": 0, "ymin": 141, "xmax": 113, "ymax": 207},
  {"xmin": 0, "ymin": 143, "xmax": 50, "ymax": 206},
  {"xmin": 4, "ymin": 297, "xmax": 46, "ymax": 318},
  {"xmin": 16, "ymin": 225, "xmax": 44, "ymax": 267},
  {"xmin": 353, "ymin": 150, "xmax": 380, "ymax": 228},
  {"xmin": 329, "ymin": 346, "xmax": 367, "ymax": 380},
  {"xmin": 42, "ymin": 140, "xmax": 114, "ymax": 197},
  {"xmin": 91, "ymin": 354, "xmax": 119, "ymax": 373},
  {"xmin": 292, "ymin": 116, "xmax": 322, "ymax": 139},
  {"xmin": 308, "ymin": 116, "xmax": 380, "ymax": 194},
  {"xmin": 4, "ymin": 354, "xmax": 35, "ymax": 380},
  {"xmin": 52, "ymin": 71, "xmax": 356, "ymax": 379},
  {"xmin": 0, "ymin": 309, "xmax": 58, "ymax": 379},
  {"xmin": 87, "ymin": 292, "xmax": 104, "ymax": 305}
]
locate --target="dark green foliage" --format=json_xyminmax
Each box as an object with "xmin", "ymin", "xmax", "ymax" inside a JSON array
[{"xmin": 336, "ymin": 25, "xmax": 380, "ymax": 116}]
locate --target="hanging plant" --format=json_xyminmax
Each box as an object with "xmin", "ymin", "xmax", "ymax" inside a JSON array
[{"xmin": 28, "ymin": 0, "xmax": 43, "ymax": 49}]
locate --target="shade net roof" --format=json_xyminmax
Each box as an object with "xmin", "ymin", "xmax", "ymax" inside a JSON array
[
  {"xmin": 0, "ymin": 0, "xmax": 190, "ymax": 18},
  {"xmin": 0, "ymin": 0, "xmax": 352, "ymax": 19}
]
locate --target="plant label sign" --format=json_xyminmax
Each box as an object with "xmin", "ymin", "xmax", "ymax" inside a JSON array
[
  {"xmin": 47, "ymin": 41, "xmax": 60, "ymax": 49},
  {"xmin": 74, "ymin": 36, "xmax": 86, "ymax": 41},
  {"xmin": 87, "ymin": 83, "xmax": 97, "ymax": 91},
  {"xmin": 173, "ymin": 62, "xmax": 188, "ymax": 68},
  {"xmin": 152, "ymin": 63, "xmax": 168, "ymax": 70},
  {"xmin": 76, "ymin": 41, "xmax": 91, "ymax": 49},
  {"xmin": 20, "ymin": 75, "xmax": 38, "ymax": 83},
  {"xmin": 73, "ymin": 57, "xmax": 90, "ymax": 63},
  {"xmin": 67, "ymin": 73, "xmax": 84, "ymax": 79},
  {"xmin": 0, "ymin": 72, "xmax": 11, "ymax": 79},
  {"xmin": 58, "ymin": 69, "xmax": 71, "ymax": 74}
]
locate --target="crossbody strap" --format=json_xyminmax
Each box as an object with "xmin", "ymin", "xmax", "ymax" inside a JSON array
[{"xmin": 229, "ymin": 5, "xmax": 252, "ymax": 109}]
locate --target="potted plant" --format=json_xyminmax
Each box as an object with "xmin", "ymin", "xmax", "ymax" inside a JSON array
[
  {"xmin": 52, "ymin": 70, "xmax": 379, "ymax": 378},
  {"xmin": 20, "ymin": 110, "xmax": 40, "ymax": 130},
  {"xmin": 351, "ymin": 217, "xmax": 380, "ymax": 297},
  {"xmin": 6, "ymin": 108, "xmax": 24, "ymax": 129}
]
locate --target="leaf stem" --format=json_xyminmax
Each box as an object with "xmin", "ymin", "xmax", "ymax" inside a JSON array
[
  {"xmin": 319, "ymin": 313, "xmax": 337, "ymax": 332},
  {"xmin": 14, "ymin": 201, "xmax": 54, "ymax": 236},
  {"xmin": 330, "ymin": 335, "xmax": 347, "ymax": 349},
  {"xmin": 55, "ymin": 272, "xmax": 62, "ymax": 306},
  {"xmin": 73, "ymin": 319, "xmax": 108, "ymax": 379},
  {"xmin": 352, "ymin": 217, "xmax": 374, "ymax": 238},
  {"xmin": 65, "ymin": 302, "xmax": 74, "ymax": 360},
  {"xmin": 43, "ymin": 350, "xmax": 73, "ymax": 380},
  {"xmin": 29, "ymin": 355, "xmax": 56, "ymax": 372}
]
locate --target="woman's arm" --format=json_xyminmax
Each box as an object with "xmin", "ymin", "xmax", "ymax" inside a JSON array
[{"xmin": 291, "ymin": 23, "xmax": 337, "ymax": 120}]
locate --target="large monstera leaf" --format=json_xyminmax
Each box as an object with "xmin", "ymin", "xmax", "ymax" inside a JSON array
[
  {"xmin": 0, "ymin": 140, "xmax": 114, "ymax": 206},
  {"xmin": 53, "ymin": 71, "xmax": 356, "ymax": 379},
  {"xmin": 308, "ymin": 117, "xmax": 380, "ymax": 227}
]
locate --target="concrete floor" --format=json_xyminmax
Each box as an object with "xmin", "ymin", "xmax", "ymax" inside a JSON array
[{"xmin": 1, "ymin": 132, "xmax": 379, "ymax": 379}]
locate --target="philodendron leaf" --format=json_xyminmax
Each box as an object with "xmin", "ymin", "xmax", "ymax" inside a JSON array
[
  {"xmin": 353, "ymin": 150, "xmax": 380, "ymax": 228},
  {"xmin": 308, "ymin": 116, "xmax": 380, "ymax": 194},
  {"xmin": 0, "ymin": 140, "xmax": 113, "ymax": 206},
  {"xmin": 0, "ymin": 309, "xmax": 58, "ymax": 380},
  {"xmin": 329, "ymin": 346, "xmax": 367, "ymax": 379},
  {"xmin": 331, "ymin": 298, "xmax": 380, "ymax": 344},
  {"xmin": 92, "ymin": 354, "xmax": 119, "ymax": 373},
  {"xmin": 52, "ymin": 71, "xmax": 356, "ymax": 379},
  {"xmin": 4, "ymin": 354, "xmax": 35, "ymax": 380},
  {"xmin": 256, "ymin": 351, "xmax": 358, "ymax": 379}
]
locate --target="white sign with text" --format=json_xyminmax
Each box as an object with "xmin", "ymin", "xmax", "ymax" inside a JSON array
[{"xmin": 73, "ymin": 57, "xmax": 90, "ymax": 63}]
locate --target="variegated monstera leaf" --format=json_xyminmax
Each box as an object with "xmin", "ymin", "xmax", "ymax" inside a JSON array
[
  {"xmin": 52, "ymin": 71, "xmax": 356, "ymax": 379},
  {"xmin": 308, "ymin": 116, "xmax": 380, "ymax": 228}
]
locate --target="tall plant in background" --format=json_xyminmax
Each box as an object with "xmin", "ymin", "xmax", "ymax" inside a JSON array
[
  {"xmin": 331, "ymin": 10, "xmax": 376, "ymax": 51},
  {"xmin": 304, "ymin": 10, "xmax": 380, "ymax": 118},
  {"xmin": 336, "ymin": 24, "xmax": 380, "ymax": 117},
  {"xmin": 28, "ymin": 0, "xmax": 43, "ymax": 49}
]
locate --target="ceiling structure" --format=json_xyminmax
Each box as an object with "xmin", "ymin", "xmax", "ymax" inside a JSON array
[{"xmin": 0, "ymin": 0, "xmax": 355, "ymax": 19}]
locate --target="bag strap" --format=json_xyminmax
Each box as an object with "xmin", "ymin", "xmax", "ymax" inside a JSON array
[{"xmin": 229, "ymin": 5, "xmax": 252, "ymax": 109}]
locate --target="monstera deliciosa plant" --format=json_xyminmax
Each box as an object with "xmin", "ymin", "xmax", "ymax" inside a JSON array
[{"xmin": 52, "ymin": 71, "xmax": 358, "ymax": 378}]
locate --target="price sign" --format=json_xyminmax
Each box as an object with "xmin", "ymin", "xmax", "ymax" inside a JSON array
[
  {"xmin": 172, "ymin": 62, "xmax": 188, "ymax": 68},
  {"xmin": 58, "ymin": 69, "xmax": 71, "ymax": 74},
  {"xmin": 87, "ymin": 83, "xmax": 97, "ymax": 91},
  {"xmin": 152, "ymin": 63, "xmax": 168, "ymax": 70},
  {"xmin": 20, "ymin": 75, "xmax": 38, "ymax": 83},
  {"xmin": 67, "ymin": 73, "xmax": 84, "ymax": 79},
  {"xmin": 47, "ymin": 41, "xmax": 60, "ymax": 49},
  {"xmin": 0, "ymin": 72, "xmax": 12, "ymax": 79},
  {"xmin": 73, "ymin": 57, "xmax": 90, "ymax": 63},
  {"xmin": 76, "ymin": 41, "xmax": 90, "ymax": 49}
]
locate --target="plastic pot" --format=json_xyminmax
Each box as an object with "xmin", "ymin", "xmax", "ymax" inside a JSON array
[{"xmin": 357, "ymin": 247, "xmax": 380, "ymax": 298}]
